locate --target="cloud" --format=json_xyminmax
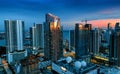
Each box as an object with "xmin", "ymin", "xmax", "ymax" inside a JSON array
[
  {"xmin": 88, "ymin": 18, "xmax": 120, "ymax": 28},
  {"xmin": 0, "ymin": 0, "xmax": 120, "ymax": 30},
  {"xmin": 97, "ymin": 7, "xmax": 119, "ymax": 15},
  {"xmin": 99, "ymin": 10, "xmax": 114, "ymax": 15},
  {"xmin": 61, "ymin": 19, "xmax": 120, "ymax": 30}
]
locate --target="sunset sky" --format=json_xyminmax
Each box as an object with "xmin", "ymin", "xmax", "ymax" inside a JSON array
[
  {"xmin": 0, "ymin": 0, "xmax": 120, "ymax": 30},
  {"xmin": 88, "ymin": 19, "xmax": 120, "ymax": 28}
]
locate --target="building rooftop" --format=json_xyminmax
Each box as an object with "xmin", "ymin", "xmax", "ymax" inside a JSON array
[{"xmin": 52, "ymin": 57, "xmax": 100, "ymax": 74}]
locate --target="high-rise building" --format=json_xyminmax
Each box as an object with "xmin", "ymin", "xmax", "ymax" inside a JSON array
[
  {"xmin": 44, "ymin": 13, "xmax": 63, "ymax": 62},
  {"xmin": 85, "ymin": 24, "xmax": 92, "ymax": 30},
  {"xmin": 85, "ymin": 24, "xmax": 92, "ymax": 52},
  {"xmin": 109, "ymin": 30, "xmax": 115, "ymax": 66},
  {"xmin": 63, "ymin": 30, "xmax": 75, "ymax": 51},
  {"xmin": 109, "ymin": 22, "xmax": 120, "ymax": 67},
  {"xmin": 63, "ymin": 30, "xmax": 69, "ymax": 51},
  {"xmin": 5, "ymin": 20, "xmax": 27, "ymax": 64},
  {"xmin": 108, "ymin": 23, "xmax": 112, "ymax": 30},
  {"xmin": 69, "ymin": 30, "xmax": 75, "ymax": 51},
  {"xmin": 5, "ymin": 20, "xmax": 24, "ymax": 52},
  {"xmin": 75, "ymin": 23, "xmax": 91, "ymax": 59},
  {"xmin": 90, "ymin": 28, "xmax": 100, "ymax": 55},
  {"xmin": 103, "ymin": 23, "xmax": 113, "ymax": 45},
  {"xmin": 30, "ymin": 24, "xmax": 44, "ymax": 55},
  {"xmin": 113, "ymin": 22, "xmax": 120, "ymax": 67}
]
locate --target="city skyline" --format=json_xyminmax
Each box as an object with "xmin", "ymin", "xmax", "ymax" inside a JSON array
[
  {"xmin": 0, "ymin": 13, "xmax": 120, "ymax": 73},
  {"xmin": 0, "ymin": 0, "xmax": 120, "ymax": 30}
]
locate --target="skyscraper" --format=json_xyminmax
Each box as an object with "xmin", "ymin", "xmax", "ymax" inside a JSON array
[
  {"xmin": 85, "ymin": 24, "xmax": 92, "ymax": 52},
  {"xmin": 63, "ymin": 30, "xmax": 69, "ymax": 51},
  {"xmin": 30, "ymin": 24, "xmax": 44, "ymax": 55},
  {"xmin": 90, "ymin": 28, "xmax": 100, "ymax": 55},
  {"xmin": 109, "ymin": 22, "xmax": 120, "ymax": 67},
  {"xmin": 113, "ymin": 22, "xmax": 120, "ymax": 67},
  {"xmin": 103, "ymin": 23, "xmax": 113, "ymax": 46},
  {"xmin": 69, "ymin": 30, "xmax": 75, "ymax": 51},
  {"xmin": 108, "ymin": 23, "xmax": 112, "ymax": 30},
  {"xmin": 44, "ymin": 13, "xmax": 63, "ymax": 62},
  {"xmin": 5, "ymin": 20, "xmax": 27, "ymax": 64},
  {"xmin": 109, "ymin": 30, "xmax": 115, "ymax": 66},
  {"xmin": 63, "ymin": 30, "xmax": 75, "ymax": 51},
  {"xmin": 75, "ymin": 23, "xmax": 91, "ymax": 59}
]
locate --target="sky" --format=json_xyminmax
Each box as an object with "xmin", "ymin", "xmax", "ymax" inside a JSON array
[{"xmin": 0, "ymin": 0, "xmax": 120, "ymax": 30}]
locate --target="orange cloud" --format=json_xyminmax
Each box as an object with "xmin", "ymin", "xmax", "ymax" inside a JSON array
[
  {"xmin": 88, "ymin": 19, "xmax": 120, "ymax": 28},
  {"xmin": 99, "ymin": 10, "xmax": 113, "ymax": 15}
]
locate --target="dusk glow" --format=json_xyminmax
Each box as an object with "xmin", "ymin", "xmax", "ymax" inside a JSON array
[
  {"xmin": 1, "ymin": 0, "xmax": 120, "ymax": 74},
  {"xmin": 0, "ymin": 0, "xmax": 120, "ymax": 30},
  {"xmin": 88, "ymin": 19, "xmax": 120, "ymax": 28}
]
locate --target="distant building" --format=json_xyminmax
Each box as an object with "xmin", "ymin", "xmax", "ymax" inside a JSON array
[
  {"xmin": 85, "ymin": 24, "xmax": 92, "ymax": 53},
  {"xmin": 75, "ymin": 23, "xmax": 91, "ymax": 59},
  {"xmin": 4, "ymin": 20, "xmax": 27, "ymax": 64},
  {"xmin": 115, "ymin": 22, "xmax": 120, "ymax": 31},
  {"xmin": 63, "ymin": 30, "xmax": 75, "ymax": 51},
  {"xmin": 114, "ymin": 22, "xmax": 120, "ymax": 67},
  {"xmin": 109, "ymin": 30, "xmax": 115, "ymax": 66},
  {"xmin": 69, "ymin": 30, "xmax": 75, "ymax": 51},
  {"xmin": 44, "ymin": 13, "xmax": 63, "ymax": 62},
  {"xmin": 114, "ymin": 32, "xmax": 120, "ymax": 67},
  {"xmin": 109, "ymin": 22, "xmax": 120, "ymax": 67},
  {"xmin": 90, "ymin": 28, "xmax": 100, "ymax": 55},
  {"xmin": 30, "ymin": 24, "xmax": 44, "ymax": 55},
  {"xmin": 108, "ymin": 23, "xmax": 112, "ymax": 30},
  {"xmin": 103, "ymin": 23, "xmax": 113, "ymax": 46}
]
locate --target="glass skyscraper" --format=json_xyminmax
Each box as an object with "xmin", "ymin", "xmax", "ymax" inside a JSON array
[
  {"xmin": 5, "ymin": 20, "xmax": 25, "ymax": 52},
  {"xmin": 114, "ymin": 22, "xmax": 120, "ymax": 67},
  {"xmin": 90, "ymin": 28, "xmax": 100, "ymax": 55},
  {"xmin": 109, "ymin": 22, "xmax": 120, "ymax": 67},
  {"xmin": 44, "ymin": 13, "xmax": 63, "ymax": 62},
  {"xmin": 5, "ymin": 20, "xmax": 27, "ymax": 64},
  {"xmin": 75, "ymin": 23, "xmax": 91, "ymax": 59},
  {"xmin": 30, "ymin": 24, "xmax": 44, "ymax": 54}
]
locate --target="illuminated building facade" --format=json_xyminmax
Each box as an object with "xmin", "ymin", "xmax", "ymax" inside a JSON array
[{"xmin": 44, "ymin": 13, "xmax": 63, "ymax": 62}]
